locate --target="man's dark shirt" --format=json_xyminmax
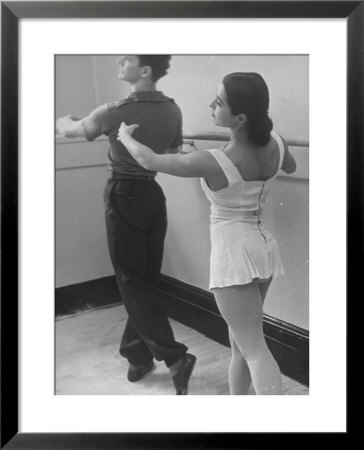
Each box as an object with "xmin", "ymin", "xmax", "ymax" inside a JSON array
[{"xmin": 82, "ymin": 90, "xmax": 183, "ymax": 177}]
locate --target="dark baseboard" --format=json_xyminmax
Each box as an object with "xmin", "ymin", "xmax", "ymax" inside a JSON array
[
  {"xmin": 56, "ymin": 274, "xmax": 309, "ymax": 387},
  {"xmin": 55, "ymin": 276, "xmax": 120, "ymax": 317}
]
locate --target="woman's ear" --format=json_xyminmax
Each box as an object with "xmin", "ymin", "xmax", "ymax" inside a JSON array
[
  {"xmin": 236, "ymin": 114, "xmax": 248, "ymax": 131},
  {"xmin": 237, "ymin": 114, "xmax": 248, "ymax": 125}
]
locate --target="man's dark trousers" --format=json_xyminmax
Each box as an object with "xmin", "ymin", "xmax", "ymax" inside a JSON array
[{"xmin": 104, "ymin": 176, "xmax": 187, "ymax": 368}]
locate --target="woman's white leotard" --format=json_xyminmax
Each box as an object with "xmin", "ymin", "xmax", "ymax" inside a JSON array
[{"xmin": 200, "ymin": 132, "xmax": 285, "ymax": 290}]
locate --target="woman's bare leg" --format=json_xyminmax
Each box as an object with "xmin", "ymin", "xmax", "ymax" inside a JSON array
[
  {"xmin": 228, "ymin": 278, "xmax": 272, "ymax": 395},
  {"xmin": 214, "ymin": 283, "xmax": 283, "ymax": 395},
  {"xmin": 257, "ymin": 277, "xmax": 272, "ymax": 303},
  {"xmin": 228, "ymin": 327, "xmax": 253, "ymax": 395}
]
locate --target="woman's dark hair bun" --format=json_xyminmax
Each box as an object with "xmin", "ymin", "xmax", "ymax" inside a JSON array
[
  {"xmin": 246, "ymin": 113, "xmax": 273, "ymax": 147},
  {"xmin": 223, "ymin": 72, "xmax": 273, "ymax": 146}
]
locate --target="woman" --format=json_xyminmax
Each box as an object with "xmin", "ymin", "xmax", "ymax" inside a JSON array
[{"xmin": 118, "ymin": 72, "xmax": 297, "ymax": 395}]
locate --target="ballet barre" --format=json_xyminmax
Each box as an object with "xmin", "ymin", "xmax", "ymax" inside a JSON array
[
  {"xmin": 56, "ymin": 133, "xmax": 309, "ymax": 149},
  {"xmin": 183, "ymin": 133, "xmax": 309, "ymax": 148}
]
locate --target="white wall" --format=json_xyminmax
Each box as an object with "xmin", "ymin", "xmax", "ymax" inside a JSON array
[
  {"xmin": 56, "ymin": 55, "xmax": 309, "ymax": 329},
  {"xmin": 161, "ymin": 55, "xmax": 308, "ymax": 140}
]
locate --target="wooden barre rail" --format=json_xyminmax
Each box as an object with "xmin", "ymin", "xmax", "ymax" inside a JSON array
[
  {"xmin": 183, "ymin": 132, "xmax": 308, "ymax": 148},
  {"xmin": 56, "ymin": 133, "xmax": 309, "ymax": 148}
]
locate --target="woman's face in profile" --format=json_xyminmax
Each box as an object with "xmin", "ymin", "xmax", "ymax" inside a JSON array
[{"xmin": 209, "ymin": 83, "xmax": 235, "ymax": 128}]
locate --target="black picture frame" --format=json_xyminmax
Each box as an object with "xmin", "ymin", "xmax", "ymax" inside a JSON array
[{"xmin": 1, "ymin": 1, "xmax": 361, "ymax": 448}]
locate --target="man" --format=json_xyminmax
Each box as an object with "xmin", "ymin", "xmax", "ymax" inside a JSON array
[{"xmin": 56, "ymin": 55, "xmax": 196, "ymax": 395}]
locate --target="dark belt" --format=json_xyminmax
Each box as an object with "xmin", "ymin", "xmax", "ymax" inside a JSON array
[{"xmin": 108, "ymin": 172, "xmax": 155, "ymax": 181}]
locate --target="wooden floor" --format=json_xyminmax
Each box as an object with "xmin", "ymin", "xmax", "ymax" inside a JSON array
[{"xmin": 56, "ymin": 303, "xmax": 308, "ymax": 395}]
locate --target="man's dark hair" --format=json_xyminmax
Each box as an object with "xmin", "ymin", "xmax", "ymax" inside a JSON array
[{"xmin": 137, "ymin": 55, "xmax": 172, "ymax": 81}]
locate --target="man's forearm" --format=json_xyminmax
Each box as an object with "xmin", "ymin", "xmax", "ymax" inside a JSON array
[{"xmin": 56, "ymin": 115, "xmax": 86, "ymax": 138}]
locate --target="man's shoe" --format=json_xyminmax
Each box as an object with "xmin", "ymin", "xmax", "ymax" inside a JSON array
[
  {"xmin": 172, "ymin": 353, "xmax": 197, "ymax": 395},
  {"xmin": 127, "ymin": 361, "xmax": 154, "ymax": 382}
]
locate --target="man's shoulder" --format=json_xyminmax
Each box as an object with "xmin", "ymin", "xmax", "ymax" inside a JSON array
[
  {"xmin": 161, "ymin": 97, "xmax": 182, "ymax": 115},
  {"xmin": 104, "ymin": 95, "xmax": 182, "ymax": 122},
  {"xmin": 158, "ymin": 92, "xmax": 179, "ymax": 105},
  {"xmin": 99, "ymin": 101, "xmax": 128, "ymax": 121},
  {"xmin": 89, "ymin": 102, "xmax": 116, "ymax": 118},
  {"xmin": 106, "ymin": 100, "xmax": 125, "ymax": 111}
]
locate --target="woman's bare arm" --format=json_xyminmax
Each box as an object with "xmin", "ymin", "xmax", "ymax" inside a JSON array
[
  {"xmin": 280, "ymin": 136, "xmax": 297, "ymax": 174},
  {"xmin": 118, "ymin": 123, "xmax": 220, "ymax": 179}
]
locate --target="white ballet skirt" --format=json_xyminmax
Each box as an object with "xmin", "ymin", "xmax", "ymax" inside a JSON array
[{"xmin": 200, "ymin": 132, "xmax": 285, "ymax": 290}]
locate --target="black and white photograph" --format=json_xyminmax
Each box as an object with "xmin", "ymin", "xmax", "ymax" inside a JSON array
[
  {"xmin": 55, "ymin": 54, "xmax": 309, "ymax": 396},
  {"xmin": 2, "ymin": 1, "xmax": 356, "ymax": 443}
]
